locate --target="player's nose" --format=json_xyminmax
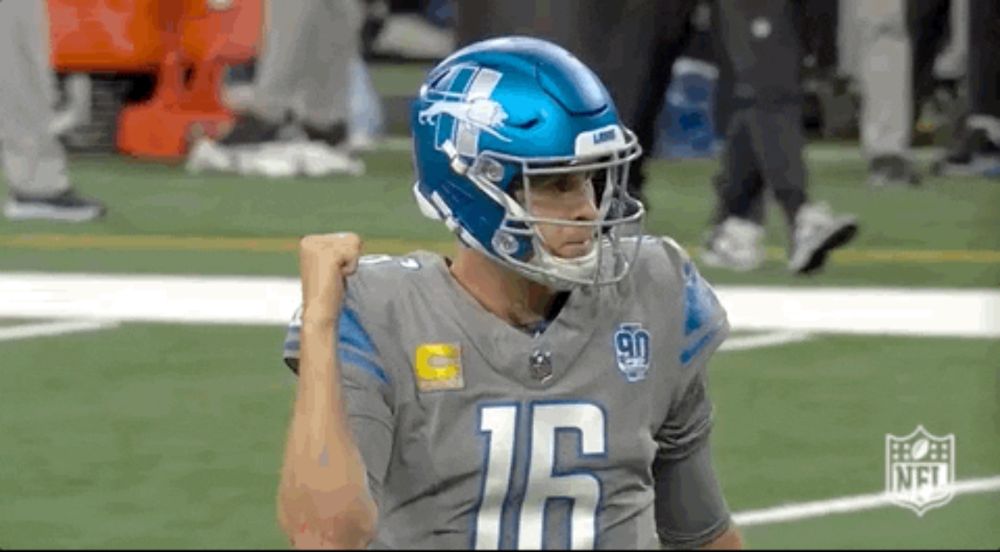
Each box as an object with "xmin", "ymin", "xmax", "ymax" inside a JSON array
[
  {"xmin": 563, "ymin": 186, "xmax": 599, "ymax": 222},
  {"xmin": 570, "ymin": 197, "xmax": 599, "ymax": 223}
]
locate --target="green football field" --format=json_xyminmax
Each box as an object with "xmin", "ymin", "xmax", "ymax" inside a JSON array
[{"xmin": 1, "ymin": 144, "xmax": 998, "ymax": 549}]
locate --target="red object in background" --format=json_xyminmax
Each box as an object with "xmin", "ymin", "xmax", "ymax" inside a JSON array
[
  {"xmin": 47, "ymin": 0, "xmax": 263, "ymax": 160},
  {"xmin": 48, "ymin": 0, "xmax": 163, "ymax": 72}
]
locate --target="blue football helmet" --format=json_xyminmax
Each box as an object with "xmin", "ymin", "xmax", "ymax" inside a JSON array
[{"xmin": 410, "ymin": 36, "xmax": 645, "ymax": 290}]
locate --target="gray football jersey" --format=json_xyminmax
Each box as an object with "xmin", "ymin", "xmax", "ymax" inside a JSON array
[{"xmin": 282, "ymin": 236, "xmax": 731, "ymax": 549}]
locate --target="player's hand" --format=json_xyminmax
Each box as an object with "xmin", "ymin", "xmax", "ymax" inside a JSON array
[{"xmin": 298, "ymin": 232, "xmax": 362, "ymax": 324}]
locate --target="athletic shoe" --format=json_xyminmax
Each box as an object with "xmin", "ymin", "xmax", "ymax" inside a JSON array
[
  {"xmin": 700, "ymin": 216, "xmax": 766, "ymax": 272},
  {"xmin": 4, "ymin": 189, "xmax": 106, "ymax": 222},
  {"xmin": 788, "ymin": 202, "xmax": 858, "ymax": 274}
]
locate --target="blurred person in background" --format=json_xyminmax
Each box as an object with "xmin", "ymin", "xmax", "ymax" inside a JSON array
[
  {"xmin": 453, "ymin": 0, "xmax": 702, "ymax": 209},
  {"xmin": 933, "ymin": 0, "xmax": 1000, "ymax": 178},
  {"xmin": 909, "ymin": 0, "xmax": 959, "ymax": 132},
  {"xmin": 840, "ymin": 0, "xmax": 923, "ymax": 188},
  {"xmin": 187, "ymin": 0, "xmax": 367, "ymax": 178},
  {"xmin": 0, "ymin": 0, "xmax": 106, "ymax": 222},
  {"xmin": 701, "ymin": 0, "xmax": 858, "ymax": 275}
]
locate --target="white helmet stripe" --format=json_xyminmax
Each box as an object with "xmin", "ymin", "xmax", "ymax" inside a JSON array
[{"xmin": 455, "ymin": 68, "xmax": 504, "ymax": 157}]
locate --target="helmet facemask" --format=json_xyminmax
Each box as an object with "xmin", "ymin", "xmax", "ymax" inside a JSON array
[{"xmin": 465, "ymin": 130, "xmax": 645, "ymax": 290}]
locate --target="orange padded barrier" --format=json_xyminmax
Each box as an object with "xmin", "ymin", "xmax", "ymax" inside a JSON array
[
  {"xmin": 48, "ymin": 0, "xmax": 263, "ymax": 160},
  {"xmin": 48, "ymin": 0, "xmax": 164, "ymax": 72}
]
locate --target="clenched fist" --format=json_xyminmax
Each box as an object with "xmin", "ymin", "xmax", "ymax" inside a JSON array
[{"xmin": 298, "ymin": 232, "xmax": 363, "ymax": 324}]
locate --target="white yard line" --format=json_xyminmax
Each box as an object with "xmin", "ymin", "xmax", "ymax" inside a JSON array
[
  {"xmin": 717, "ymin": 286, "xmax": 1000, "ymax": 339},
  {"xmin": 0, "ymin": 272, "xmax": 296, "ymax": 326},
  {"xmin": 720, "ymin": 330, "xmax": 814, "ymax": 352},
  {"xmin": 0, "ymin": 272, "xmax": 997, "ymax": 337},
  {"xmin": 732, "ymin": 475, "xmax": 1000, "ymax": 527},
  {"xmin": 0, "ymin": 319, "xmax": 120, "ymax": 342}
]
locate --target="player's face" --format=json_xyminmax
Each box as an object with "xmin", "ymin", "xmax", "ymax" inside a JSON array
[{"xmin": 520, "ymin": 172, "xmax": 599, "ymax": 259}]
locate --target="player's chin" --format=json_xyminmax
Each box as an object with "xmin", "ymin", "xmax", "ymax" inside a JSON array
[{"xmin": 554, "ymin": 240, "xmax": 593, "ymax": 259}]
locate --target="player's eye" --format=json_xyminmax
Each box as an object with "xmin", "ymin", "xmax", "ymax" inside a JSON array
[
  {"xmin": 557, "ymin": 173, "xmax": 595, "ymax": 193},
  {"xmin": 552, "ymin": 177, "xmax": 576, "ymax": 193}
]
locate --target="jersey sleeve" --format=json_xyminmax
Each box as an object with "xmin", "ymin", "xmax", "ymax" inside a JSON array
[
  {"xmin": 651, "ymin": 238, "xmax": 733, "ymax": 546},
  {"xmin": 654, "ymin": 238, "xmax": 730, "ymax": 460},
  {"xmin": 652, "ymin": 440, "xmax": 732, "ymax": 548},
  {"xmin": 280, "ymin": 289, "xmax": 395, "ymax": 497}
]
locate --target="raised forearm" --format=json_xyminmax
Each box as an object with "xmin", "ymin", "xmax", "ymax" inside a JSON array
[
  {"xmin": 293, "ymin": 320, "xmax": 355, "ymax": 459},
  {"xmin": 278, "ymin": 319, "xmax": 376, "ymax": 548}
]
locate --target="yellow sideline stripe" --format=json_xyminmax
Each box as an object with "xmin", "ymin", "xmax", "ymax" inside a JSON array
[
  {"xmin": 761, "ymin": 245, "xmax": 1000, "ymax": 264},
  {"xmin": 2, "ymin": 233, "xmax": 1000, "ymax": 264}
]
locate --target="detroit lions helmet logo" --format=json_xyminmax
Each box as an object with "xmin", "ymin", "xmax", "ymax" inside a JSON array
[
  {"xmin": 418, "ymin": 97, "xmax": 511, "ymax": 142},
  {"xmin": 418, "ymin": 65, "xmax": 513, "ymax": 158},
  {"xmin": 614, "ymin": 323, "xmax": 651, "ymax": 382}
]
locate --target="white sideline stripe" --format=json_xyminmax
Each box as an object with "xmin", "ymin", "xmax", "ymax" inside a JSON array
[
  {"xmin": 720, "ymin": 331, "xmax": 813, "ymax": 352},
  {"xmin": 716, "ymin": 286, "xmax": 1000, "ymax": 338},
  {"xmin": 0, "ymin": 272, "xmax": 998, "ymax": 337},
  {"xmin": 0, "ymin": 272, "xmax": 296, "ymax": 326},
  {"xmin": 0, "ymin": 319, "xmax": 120, "ymax": 342},
  {"xmin": 732, "ymin": 475, "xmax": 1000, "ymax": 527}
]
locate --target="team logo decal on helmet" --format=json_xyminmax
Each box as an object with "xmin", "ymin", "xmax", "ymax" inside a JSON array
[{"xmin": 416, "ymin": 65, "xmax": 512, "ymax": 148}]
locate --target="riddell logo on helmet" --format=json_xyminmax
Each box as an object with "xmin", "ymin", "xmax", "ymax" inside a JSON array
[{"xmin": 593, "ymin": 128, "xmax": 618, "ymax": 144}]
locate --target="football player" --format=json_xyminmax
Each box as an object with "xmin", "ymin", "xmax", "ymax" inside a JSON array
[{"xmin": 278, "ymin": 36, "xmax": 742, "ymax": 549}]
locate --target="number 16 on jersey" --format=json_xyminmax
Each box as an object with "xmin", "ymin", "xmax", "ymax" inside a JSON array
[{"xmin": 474, "ymin": 401, "xmax": 608, "ymax": 549}]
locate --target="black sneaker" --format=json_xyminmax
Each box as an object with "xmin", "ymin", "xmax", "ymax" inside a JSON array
[
  {"xmin": 303, "ymin": 121, "xmax": 348, "ymax": 149},
  {"xmin": 217, "ymin": 113, "xmax": 282, "ymax": 146},
  {"xmin": 932, "ymin": 126, "xmax": 1000, "ymax": 177},
  {"xmin": 868, "ymin": 155, "xmax": 921, "ymax": 187},
  {"xmin": 4, "ymin": 189, "xmax": 106, "ymax": 222}
]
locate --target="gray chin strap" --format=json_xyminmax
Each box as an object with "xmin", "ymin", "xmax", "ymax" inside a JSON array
[
  {"xmin": 506, "ymin": 237, "xmax": 601, "ymax": 291},
  {"xmin": 532, "ymin": 237, "xmax": 600, "ymax": 285}
]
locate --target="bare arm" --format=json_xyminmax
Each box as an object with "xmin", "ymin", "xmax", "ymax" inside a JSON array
[
  {"xmin": 700, "ymin": 526, "xmax": 743, "ymax": 550},
  {"xmin": 277, "ymin": 233, "xmax": 377, "ymax": 549}
]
